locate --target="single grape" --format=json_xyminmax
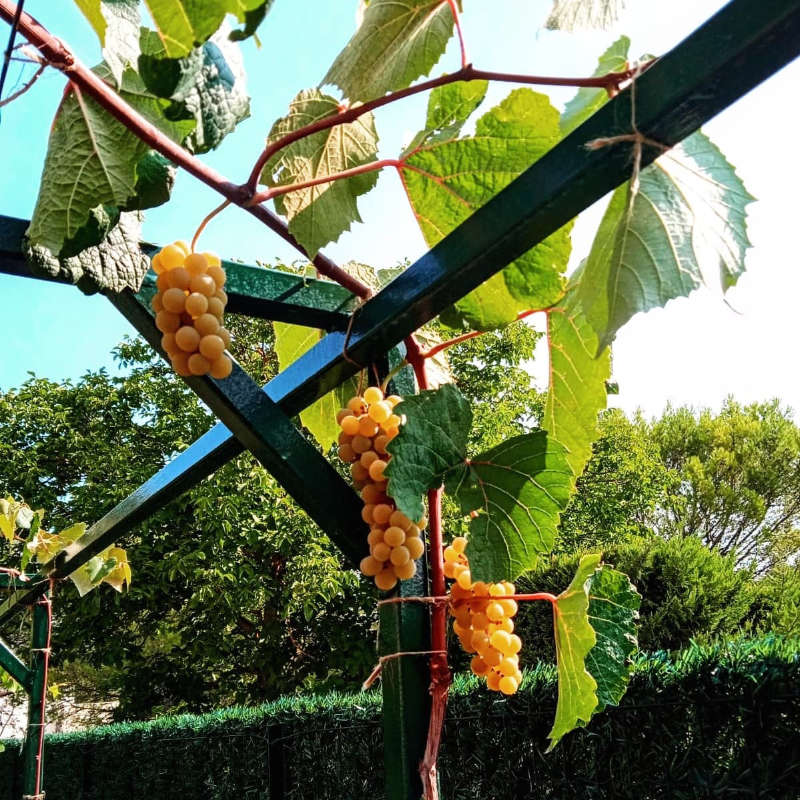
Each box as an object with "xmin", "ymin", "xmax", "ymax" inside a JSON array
[
  {"xmin": 470, "ymin": 656, "xmax": 489, "ymax": 677},
  {"xmin": 368, "ymin": 459, "xmax": 387, "ymax": 482},
  {"xmin": 406, "ymin": 524, "xmax": 421, "ymax": 539},
  {"xmin": 190, "ymin": 274, "xmax": 216, "ymax": 297},
  {"xmin": 188, "ymin": 353, "xmax": 211, "ymax": 376},
  {"xmin": 361, "ymin": 504, "xmax": 375, "ymax": 524},
  {"xmin": 386, "ymin": 395, "xmax": 403, "ymax": 407},
  {"xmin": 508, "ymin": 634, "xmax": 522, "ymax": 654},
  {"xmin": 160, "ymin": 244, "xmax": 185, "ymax": 270},
  {"xmin": 151, "ymin": 254, "xmax": 165, "ymax": 275},
  {"xmin": 207, "ymin": 265, "xmax": 226, "ymax": 288},
  {"xmin": 338, "ymin": 444, "xmax": 356, "ymax": 463},
  {"xmin": 194, "ymin": 313, "xmax": 220, "ymax": 337},
  {"xmin": 203, "ymin": 252, "xmax": 221, "ymax": 267},
  {"xmin": 367, "ymin": 528, "xmax": 384, "ymax": 546},
  {"xmin": 351, "ymin": 462, "xmax": 369, "ymax": 482},
  {"xmin": 486, "ymin": 602, "xmax": 505, "ymax": 623},
  {"xmin": 374, "ymin": 569, "xmax": 398, "ymax": 591},
  {"xmin": 167, "ymin": 267, "xmax": 191, "ymax": 291},
  {"xmin": 156, "ymin": 272, "xmax": 170, "ymax": 292},
  {"xmin": 372, "ymin": 504, "xmax": 392, "ymax": 525},
  {"xmin": 360, "ymin": 556, "xmax": 382, "ymax": 577},
  {"xmin": 490, "ymin": 630, "xmax": 513, "ymax": 654},
  {"xmin": 151, "ymin": 293, "xmax": 163, "ymax": 313},
  {"xmin": 486, "ymin": 670, "xmax": 502, "ymax": 692},
  {"xmin": 215, "ymin": 288, "xmax": 228, "ymax": 305},
  {"xmin": 381, "ymin": 413, "xmax": 401, "ymax": 431},
  {"xmin": 340, "ymin": 415, "xmax": 360, "ymax": 436},
  {"xmin": 210, "ymin": 355, "xmax": 233, "ymax": 379},
  {"xmin": 389, "ymin": 511, "xmax": 411, "ymax": 530},
  {"xmin": 360, "ymin": 451, "xmax": 379, "ymax": 469},
  {"xmin": 162, "ymin": 287, "xmax": 187, "ymax": 313},
  {"xmin": 207, "ymin": 297, "xmax": 225, "ymax": 319},
  {"xmin": 393, "ymin": 559, "xmax": 416, "ymax": 580},
  {"xmin": 361, "ymin": 484, "xmax": 383, "ymax": 505},
  {"xmin": 199, "ymin": 334, "xmax": 225, "ymax": 361},
  {"xmin": 174, "ymin": 240, "xmax": 190, "ymax": 255},
  {"xmin": 218, "ymin": 328, "xmax": 232, "ymax": 348},
  {"xmin": 175, "ymin": 326, "xmax": 201, "ymax": 353},
  {"xmin": 384, "ymin": 526, "xmax": 406, "ymax": 547},
  {"xmin": 372, "ymin": 542, "xmax": 391, "ymax": 562},
  {"xmin": 498, "ymin": 657, "xmax": 518, "ymax": 677},
  {"xmin": 363, "ymin": 386, "xmax": 383, "ymax": 405},
  {"xmin": 155, "ymin": 310, "xmax": 181, "ymax": 334},
  {"xmin": 500, "ymin": 599, "xmax": 518, "ymax": 617},
  {"xmin": 347, "ymin": 396, "xmax": 368, "ymax": 415},
  {"xmin": 368, "ymin": 401, "xmax": 392, "ymax": 423},
  {"xmin": 389, "ymin": 546, "xmax": 410, "ymax": 566},
  {"xmin": 358, "ymin": 416, "xmax": 379, "ymax": 437},
  {"xmin": 406, "ymin": 537, "xmax": 424, "ymax": 560},
  {"xmin": 171, "ymin": 351, "xmax": 191, "ymax": 376},
  {"xmin": 351, "ymin": 435, "xmax": 372, "ymax": 454},
  {"xmin": 373, "ymin": 434, "xmax": 390, "ymax": 454},
  {"xmin": 498, "ymin": 675, "xmax": 518, "ymax": 696},
  {"xmin": 452, "ymin": 537, "xmax": 468, "ymax": 554},
  {"xmin": 185, "ymin": 292, "xmax": 209, "ymax": 317}
]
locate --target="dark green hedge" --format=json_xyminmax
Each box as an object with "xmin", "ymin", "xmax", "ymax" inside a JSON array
[{"xmin": 1, "ymin": 636, "xmax": 797, "ymax": 799}]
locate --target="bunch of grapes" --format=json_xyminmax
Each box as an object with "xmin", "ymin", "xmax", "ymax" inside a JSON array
[
  {"xmin": 150, "ymin": 241, "xmax": 233, "ymax": 379},
  {"xmin": 444, "ymin": 537, "xmax": 523, "ymax": 695},
  {"xmin": 337, "ymin": 386, "xmax": 426, "ymax": 591}
]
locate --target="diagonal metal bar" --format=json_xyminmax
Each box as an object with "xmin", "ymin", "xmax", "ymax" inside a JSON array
[
  {"xmin": 0, "ymin": 0, "xmax": 798, "ymax": 624},
  {"xmin": 0, "ymin": 216, "xmax": 355, "ymax": 330},
  {"xmin": 0, "ymin": 634, "xmax": 30, "ymax": 690}
]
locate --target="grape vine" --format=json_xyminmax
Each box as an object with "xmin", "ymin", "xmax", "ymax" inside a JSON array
[{"xmin": 0, "ymin": 0, "xmax": 755, "ymax": 796}]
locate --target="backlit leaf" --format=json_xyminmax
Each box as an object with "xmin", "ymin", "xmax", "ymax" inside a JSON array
[
  {"xmin": 545, "ymin": 0, "xmax": 625, "ymax": 31},
  {"xmin": 324, "ymin": 0, "xmax": 459, "ymax": 102},
  {"xmin": 402, "ymin": 88, "xmax": 570, "ymax": 331},
  {"xmin": 578, "ymin": 131, "xmax": 753, "ymax": 349},
  {"xmin": 261, "ymin": 89, "xmax": 379, "ymax": 257}
]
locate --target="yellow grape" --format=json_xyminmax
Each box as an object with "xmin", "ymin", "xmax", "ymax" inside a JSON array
[
  {"xmin": 452, "ymin": 537, "xmax": 467, "ymax": 554},
  {"xmin": 372, "ymin": 504, "xmax": 392, "ymax": 525},
  {"xmin": 347, "ymin": 396, "xmax": 367, "ymax": 414},
  {"xmin": 351, "ymin": 435, "xmax": 372, "ymax": 454},
  {"xmin": 207, "ymin": 297, "xmax": 225, "ymax": 319},
  {"xmin": 155, "ymin": 310, "xmax": 180, "ymax": 334},
  {"xmin": 151, "ymin": 293, "xmax": 163, "ymax": 313},
  {"xmin": 384, "ymin": 526, "xmax": 405, "ymax": 547},
  {"xmin": 167, "ymin": 267, "xmax": 191, "ymax": 291},
  {"xmin": 175, "ymin": 326, "xmax": 201, "ymax": 353},
  {"xmin": 207, "ymin": 265, "xmax": 226, "ymax": 287},
  {"xmin": 210, "ymin": 355, "xmax": 232, "ymax": 379},
  {"xmin": 351, "ymin": 462, "xmax": 369, "ymax": 483},
  {"xmin": 160, "ymin": 244, "xmax": 185, "ymax": 270},
  {"xmin": 199, "ymin": 335, "xmax": 225, "ymax": 361},
  {"xmin": 366, "ymin": 528, "xmax": 384, "ymax": 546},
  {"xmin": 470, "ymin": 656, "xmax": 489, "ymax": 676},
  {"xmin": 185, "ymin": 292, "xmax": 209, "ymax": 317},
  {"xmin": 368, "ymin": 460, "xmax": 387, "ymax": 482},
  {"xmin": 190, "ymin": 274, "xmax": 216, "ymax": 297},
  {"xmin": 456, "ymin": 569, "xmax": 473, "ymax": 590},
  {"xmin": 406, "ymin": 537, "xmax": 424, "ymax": 560},
  {"xmin": 358, "ymin": 416, "xmax": 379, "ymax": 437},
  {"xmin": 361, "ymin": 504, "xmax": 375, "ymax": 524},
  {"xmin": 389, "ymin": 510, "xmax": 411, "ymax": 530},
  {"xmin": 188, "ymin": 353, "xmax": 211, "ymax": 376},
  {"xmin": 508, "ymin": 634, "xmax": 522, "ymax": 654},
  {"xmin": 174, "ymin": 240, "xmax": 190, "ymax": 255},
  {"xmin": 389, "ymin": 546, "xmax": 410, "ymax": 566},
  {"xmin": 194, "ymin": 313, "xmax": 220, "ymax": 337},
  {"xmin": 151, "ymin": 253, "xmax": 165, "ymax": 275},
  {"xmin": 218, "ymin": 328, "xmax": 232, "ymax": 348},
  {"xmin": 336, "ymin": 408, "xmax": 351, "ymax": 425},
  {"xmin": 368, "ymin": 401, "xmax": 392, "ymax": 423},
  {"xmin": 375, "ymin": 569, "xmax": 398, "ymax": 591},
  {"xmin": 498, "ymin": 657, "xmax": 518, "ymax": 677},
  {"xmin": 374, "ymin": 434, "xmax": 390, "ymax": 454},
  {"xmin": 340, "ymin": 415, "xmax": 360, "ymax": 436},
  {"xmin": 499, "ymin": 676, "xmax": 518, "ymax": 696},
  {"xmin": 162, "ymin": 288, "xmax": 186, "ymax": 314},
  {"xmin": 171, "ymin": 351, "xmax": 191, "ymax": 376},
  {"xmin": 215, "ymin": 289, "xmax": 228, "ymax": 305},
  {"xmin": 338, "ymin": 444, "xmax": 356, "ymax": 462},
  {"xmin": 360, "ymin": 556, "xmax": 382, "ymax": 577},
  {"xmin": 184, "ymin": 253, "xmax": 208, "ymax": 276},
  {"xmin": 156, "ymin": 272, "xmax": 170, "ymax": 292},
  {"xmin": 393, "ymin": 559, "xmax": 416, "ymax": 580},
  {"xmin": 360, "ymin": 450, "xmax": 379, "ymax": 469},
  {"xmin": 203, "ymin": 252, "xmax": 221, "ymax": 267},
  {"xmin": 161, "ymin": 333, "xmax": 178, "ymax": 355},
  {"xmin": 372, "ymin": 542, "xmax": 390, "ymax": 562},
  {"xmin": 486, "ymin": 671, "xmax": 502, "ymax": 692},
  {"xmin": 363, "ymin": 386, "xmax": 383, "ymax": 404}
]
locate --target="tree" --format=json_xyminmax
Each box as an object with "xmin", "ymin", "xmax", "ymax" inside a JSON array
[{"xmin": 651, "ymin": 399, "xmax": 800, "ymax": 571}]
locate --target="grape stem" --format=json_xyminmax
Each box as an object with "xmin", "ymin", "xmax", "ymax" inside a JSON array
[
  {"xmin": 244, "ymin": 62, "xmax": 652, "ymax": 194},
  {"xmin": 0, "ymin": 0, "xmax": 372, "ymax": 301}
]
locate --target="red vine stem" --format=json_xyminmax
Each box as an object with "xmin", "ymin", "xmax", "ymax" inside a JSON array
[
  {"xmin": 245, "ymin": 62, "xmax": 650, "ymax": 193},
  {"xmin": 445, "ymin": 0, "xmax": 468, "ymax": 69},
  {"xmin": 0, "ymin": 0, "xmax": 371, "ymax": 300}
]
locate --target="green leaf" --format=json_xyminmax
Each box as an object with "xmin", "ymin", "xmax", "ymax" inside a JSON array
[
  {"xmin": 74, "ymin": 0, "xmax": 141, "ymax": 85},
  {"xmin": 548, "ymin": 552, "xmax": 601, "ymax": 750},
  {"xmin": 25, "ymin": 211, "xmax": 150, "ymax": 294},
  {"xmin": 402, "ymin": 89, "xmax": 570, "ymax": 331},
  {"xmin": 544, "ymin": 278, "xmax": 610, "ymax": 482},
  {"xmin": 586, "ymin": 565, "xmax": 639, "ymax": 712},
  {"xmin": 142, "ymin": 0, "xmax": 265, "ymax": 57},
  {"xmin": 273, "ymin": 322, "xmax": 359, "ymax": 451},
  {"xmin": 578, "ymin": 131, "xmax": 753, "ymax": 349},
  {"xmin": 323, "ymin": 0, "xmax": 458, "ymax": 102},
  {"xmin": 386, "ymin": 384, "xmax": 573, "ymax": 581},
  {"xmin": 401, "ymin": 80, "xmax": 489, "ymax": 156},
  {"xmin": 545, "ymin": 0, "xmax": 625, "ymax": 31},
  {"xmin": 28, "ymin": 65, "xmax": 193, "ymax": 258},
  {"xmin": 561, "ymin": 36, "xmax": 629, "ymax": 136},
  {"xmin": 139, "ymin": 26, "xmax": 250, "ymax": 155},
  {"xmin": 261, "ymin": 89, "xmax": 379, "ymax": 257},
  {"xmin": 124, "ymin": 152, "xmax": 176, "ymax": 211}
]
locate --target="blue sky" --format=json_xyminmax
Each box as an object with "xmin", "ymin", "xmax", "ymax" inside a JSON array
[{"xmin": 1, "ymin": 0, "xmax": 799, "ymax": 418}]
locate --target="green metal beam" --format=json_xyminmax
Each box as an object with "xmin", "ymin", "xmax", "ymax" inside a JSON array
[{"xmin": 0, "ymin": 216, "xmax": 355, "ymax": 330}]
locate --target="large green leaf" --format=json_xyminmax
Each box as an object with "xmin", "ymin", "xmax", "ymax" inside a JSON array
[
  {"xmin": 323, "ymin": 0, "xmax": 459, "ymax": 102},
  {"xmin": 544, "ymin": 277, "xmax": 610, "ymax": 481},
  {"xmin": 548, "ymin": 553, "xmax": 600, "ymax": 749},
  {"xmin": 545, "ymin": 0, "xmax": 625, "ymax": 31},
  {"xmin": 578, "ymin": 131, "xmax": 753, "ymax": 350},
  {"xmin": 25, "ymin": 211, "xmax": 150, "ymax": 294},
  {"xmin": 142, "ymin": 0, "xmax": 266, "ymax": 57},
  {"xmin": 561, "ymin": 36, "xmax": 630, "ymax": 136},
  {"xmin": 273, "ymin": 322, "xmax": 359, "ymax": 452},
  {"xmin": 385, "ymin": 384, "xmax": 573, "ymax": 581},
  {"xmin": 27, "ymin": 65, "xmax": 193, "ymax": 258},
  {"xmin": 139, "ymin": 26, "xmax": 250, "ymax": 155},
  {"xmin": 261, "ymin": 89, "xmax": 379, "ymax": 258},
  {"xmin": 74, "ymin": 0, "xmax": 141, "ymax": 85},
  {"xmin": 402, "ymin": 89, "xmax": 570, "ymax": 331},
  {"xmin": 586, "ymin": 565, "xmax": 640, "ymax": 712}
]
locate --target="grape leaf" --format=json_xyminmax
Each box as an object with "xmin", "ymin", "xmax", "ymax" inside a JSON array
[
  {"xmin": 139, "ymin": 26, "xmax": 250, "ymax": 155},
  {"xmin": 561, "ymin": 36, "xmax": 630, "ymax": 136},
  {"xmin": 402, "ymin": 89, "xmax": 570, "ymax": 331},
  {"xmin": 74, "ymin": 0, "xmax": 141, "ymax": 86},
  {"xmin": 577, "ymin": 131, "xmax": 753, "ymax": 350},
  {"xmin": 32, "ymin": 523, "xmax": 87, "ymax": 566},
  {"xmin": 27, "ymin": 65, "xmax": 193, "ymax": 258},
  {"xmin": 229, "ymin": 0, "xmax": 275, "ymax": 41},
  {"xmin": 323, "ymin": 0, "xmax": 459, "ymax": 102},
  {"xmin": 25, "ymin": 211, "xmax": 150, "ymax": 295},
  {"xmin": 125, "ymin": 152, "xmax": 177, "ymax": 211},
  {"xmin": 545, "ymin": 0, "xmax": 625, "ymax": 31},
  {"xmin": 386, "ymin": 384, "xmax": 573, "ymax": 581},
  {"xmin": 586, "ymin": 565, "xmax": 639, "ymax": 712},
  {"xmin": 142, "ymin": 0, "xmax": 266, "ymax": 57},
  {"xmin": 261, "ymin": 89, "xmax": 379, "ymax": 257},
  {"xmin": 548, "ymin": 552, "xmax": 600, "ymax": 749},
  {"xmin": 273, "ymin": 322, "xmax": 359, "ymax": 451},
  {"xmin": 544, "ymin": 275, "xmax": 610, "ymax": 482}
]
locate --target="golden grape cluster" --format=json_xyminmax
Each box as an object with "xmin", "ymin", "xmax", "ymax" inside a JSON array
[
  {"xmin": 445, "ymin": 538, "xmax": 523, "ymax": 695},
  {"xmin": 150, "ymin": 241, "xmax": 233, "ymax": 379},
  {"xmin": 337, "ymin": 386, "xmax": 426, "ymax": 591}
]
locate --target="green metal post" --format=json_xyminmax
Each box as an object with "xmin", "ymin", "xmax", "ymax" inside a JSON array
[
  {"xmin": 378, "ymin": 359, "xmax": 432, "ymax": 800},
  {"xmin": 21, "ymin": 594, "xmax": 49, "ymax": 799}
]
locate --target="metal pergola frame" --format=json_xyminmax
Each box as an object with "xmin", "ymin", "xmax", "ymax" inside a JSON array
[{"xmin": 1, "ymin": 0, "xmax": 799, "ymax": 796}]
